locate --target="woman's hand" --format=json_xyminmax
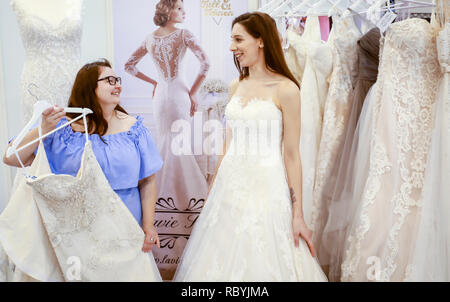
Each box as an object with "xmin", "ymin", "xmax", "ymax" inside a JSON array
[
  {"xmin": 292, "ymin": 215, "xmax": 316, "ymax": 257},
  {"xmin": 42, "ymin": 106, "xmax": 66, "ymax": 134},
  {"xmin": 189, "ymin": 93, "xmax": 198, "ymax": 117},
  {"xmin": 142, "ymin": 226, "xmax": 160, "ymax": 252}
]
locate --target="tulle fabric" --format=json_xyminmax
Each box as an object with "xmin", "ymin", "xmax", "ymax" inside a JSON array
[{"xmin": 173, "ymin": 97, "xmax": 327, "ymax": 282}]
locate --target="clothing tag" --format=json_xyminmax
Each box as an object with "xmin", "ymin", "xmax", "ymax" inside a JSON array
[{"xmin": 377, "ymin": 11, "xmax": 397, "ymax": 33}]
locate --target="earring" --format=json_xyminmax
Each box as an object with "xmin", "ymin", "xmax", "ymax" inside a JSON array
[{"xmin": 259, "ymin": 45, "xmax": 263, "ymax": 48}]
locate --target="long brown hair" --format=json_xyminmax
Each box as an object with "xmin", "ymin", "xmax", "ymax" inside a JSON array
[
  {"xmin": 67, "ymin": 58, "xmax": 128, "ymax": 139},
  {"xmin": 232, "ymin": 12, "xmax": 300, "ymax": 89}
]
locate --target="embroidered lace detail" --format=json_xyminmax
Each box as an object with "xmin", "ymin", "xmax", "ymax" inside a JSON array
[
  {"xmin": 11, "ymin": 0, "xmax": 83, "ymax": 122},
  {"xmin": 27, "ymin": 142, "xmax": 158, "ymax": 281},
  {"xmin": 125, "ymin": 29, "xmax": 210, "ymax": 82},
  {"xmin": 310, "ymin": 15, "xmax": 361, "ymax": 234},
  {"xmin": 341, "ymin": 18, "xmax": 441, "ymax": 282},
  {"xmin": 173, "ymin": 97, "xmax": 327, "ymax": 281}
]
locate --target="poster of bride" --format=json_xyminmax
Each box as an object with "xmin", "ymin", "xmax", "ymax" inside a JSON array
[{"xmin": 112, "ymin": 0, "xmax": 248, "ymax": 280}]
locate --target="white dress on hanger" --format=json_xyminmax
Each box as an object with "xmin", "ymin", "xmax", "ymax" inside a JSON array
[
  {"xmin": 173, "ymin": 96, "xmax": 327, "ymax": 282},
  {"xmin": 11, "ymin": 0, "xmax": 83, "ymax": 122},
  {"xmin": 287, "ymin": 17, "xmax": 333, "ymax": 225},
  {"xmin": 0, "ymin": 135, "xmax": 162, "ymax": 281},
  {"xmin": 310, "ymin": 14, "xmax": 361, "ymax": 264},
  {"xmin": 340, "ymin": 18, "xmax": 442, "ymax": 282},
  {"xmin": 404, "ymin": 21, "xmax": 449, "ymax": 282}
]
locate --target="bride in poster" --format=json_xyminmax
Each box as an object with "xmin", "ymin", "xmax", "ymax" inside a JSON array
[{"xmin": 125, "ymin": 1, "xmax": 210, "ymax": 219}]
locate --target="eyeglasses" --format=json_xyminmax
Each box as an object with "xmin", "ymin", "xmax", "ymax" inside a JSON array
[{"xmin": 97, "ymin": 76, "xmax": 122, "ymax": 86}]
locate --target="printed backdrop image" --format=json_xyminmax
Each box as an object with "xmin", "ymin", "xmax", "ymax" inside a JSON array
[{"xmin": 112, "ymin": 0, "xmax": 248, "ymax": 280}]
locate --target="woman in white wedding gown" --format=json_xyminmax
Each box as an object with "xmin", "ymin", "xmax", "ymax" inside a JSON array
[
  {"xmin": 173, "ymin": 12, "xmax": 327, "ymax": 282},
  {"xmin": 124, "ymin": 0, "xmax": 210, "ymax": 209},
  {"xmin": 124, "ymin": 0, "xmax": 210, "ymax": 280}
]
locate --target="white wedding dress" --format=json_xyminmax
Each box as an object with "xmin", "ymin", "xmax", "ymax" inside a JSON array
[
  {"xmin": 404, "ymin": 19, "xmax": 449, "ymax": 282},
  {"xmin": 340, "ymin": 18, "xmax": 442, "ymax": 282},
  {"xmin": 0, "ymin": 134, "xmax": 162, "ymax": 281},
  {"xmin": 11, "ymin": 0, "xmax": 82, "ymax": 122},
  {"xmin": 173, "ymin": 96, "xmax": 327, "ymax": 282},
  {"xmin": 286, "ymin": 17, "xmax": 333, "ymax": 226},
  {"xmin": 125, "ymin": 28, "xmax": 210, "ymax": 279},
  {"xmin": 310, "ymin": 14, "xmax": 361, "ymax": 269}
]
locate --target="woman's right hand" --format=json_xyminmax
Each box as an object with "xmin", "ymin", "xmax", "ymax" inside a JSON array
[{"xmin": 42, "ymin": 106, "xmax": 66, "ymax": 134}]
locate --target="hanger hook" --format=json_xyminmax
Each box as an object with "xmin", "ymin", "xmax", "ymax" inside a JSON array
[{"xmin": 27, "ymin": 83, "xmax": 40, "ymax": 102}]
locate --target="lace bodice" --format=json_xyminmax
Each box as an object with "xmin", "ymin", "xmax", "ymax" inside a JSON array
[
  {"xmin": 27, "ymin": 141, "xmax": 160, "ymax": 281},
  {"xmin": 224, "ymin": 96, "xmax": 283, "ymax": 161},
  {"xmin": 125, "ymin": 28, "xmax": 210, "ymax": 82},
  {"xmin": 11, "ymin": 0, "xmax": 83, "ymax": 122}
]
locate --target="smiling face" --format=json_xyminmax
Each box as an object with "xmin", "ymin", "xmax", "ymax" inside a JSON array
[
  {"xmin": 169, "ymin": 0, "xmax": 186, "ymax": 24},
  {"xmin": 95, "ymin": 67, "xmax": 122, "ymax": 106},
  {"xmin": 230, "ymin": 23, "xmax": 264, "ymax": 68}
]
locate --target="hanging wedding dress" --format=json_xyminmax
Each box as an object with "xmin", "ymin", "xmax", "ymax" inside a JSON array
[
  {"xmin": 0, "ymin": 131, "xmax": 162, "ymax": 281},
  {"xmin": 316, "ymin": 27, "xmax": 382, "ymax": 281},
  {"xmin": 310, "ymin": 14, "xmax": 361, "ymax": 266},
  {"xmin": 404, "ymin": 15, "xmax": 449, "ymax": 282},
  {"xmin": 340, "ymin": 18, "xmax": 442, "ymax": 282},
  {"xmin": 285, "ymin": 29, "xmax": 305, "ymax": 84},
  {"xmin": 11, "ymin": 0, "xmax": 83, "ymax": 122},
  {"xmin": 286, "ymin": 17, "xmax": 333, "ymax": 225},
  {"xmin": 173, "ymin": 96, "xmax": 327, "ymax": 282}
]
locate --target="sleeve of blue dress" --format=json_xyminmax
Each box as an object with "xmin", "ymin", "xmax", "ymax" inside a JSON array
[{"xmin": 136, "ymin": 120, "xmax": 163, "ymax": 180}]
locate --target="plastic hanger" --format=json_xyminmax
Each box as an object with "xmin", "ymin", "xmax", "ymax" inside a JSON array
[
  {"xmin": 271, "ymin": 0, "xmax": 304, "ymax": 17},
  {"xmin": 258, "ymin": 0, "xmax": 283, "ymax": 13},
  {"xmin": 6, "ymin": 99, "xmax": 92, "ymax": 162},
  {"xmin": 288, "ymin": 0, "xmax": 319, "ymax": 17},
  {"xmin": 306, "ymin": 0, "xmax": 337, "ymax": 16},
  {"xmin": 328, "ymin": 0, "xmax": 350, "ymax": 16}
]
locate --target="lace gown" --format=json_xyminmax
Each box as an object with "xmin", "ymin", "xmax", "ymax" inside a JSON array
[
  {"xmin": 316, "ymin": 27, "xmax": 382, "ymax": 281},
  {"xmin": 173, "ymin": 96, "xmax": 327, "ymax": 282},
  {"xmin": 310, "ymin": 14, "xmax": 361, "ymax": 268},
  {"xmin": 0, "ymin": 136, "xmax": 162, "ymax": 281},
  {"xmin": 404, "ymin": 20, "xmax": 449, "ymax": 282},
  {"xmin": 340, "ymin": 18, "xmax": 442, "ymax": 282},
  {"xmin": 125, "ymin": 28, "xmax": 210, "ymax": 279},
  {"xmin": 286, "ymin": 17, "xmax": 333, "ymax": 225},
  {"xmin": 11, "ymin": 0, "xmax": 82, "ymax": 122}
]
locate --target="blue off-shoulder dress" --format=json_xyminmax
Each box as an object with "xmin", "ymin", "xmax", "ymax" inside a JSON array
[{"xmin": 35, "ymin": 116, "xmax": 163, "ymax": 226}]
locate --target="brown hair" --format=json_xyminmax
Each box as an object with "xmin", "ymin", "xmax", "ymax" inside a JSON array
[
  {"xmin": 232, "ymin": 12, "xmax": 300, "ymax": 89},
  {"xmin": 154, "ymin": 0, "xmax": 183, "ymax": 27},
  {"xmin": 67, "ymin": 58, "xmax": 128, "ymax": 141}
]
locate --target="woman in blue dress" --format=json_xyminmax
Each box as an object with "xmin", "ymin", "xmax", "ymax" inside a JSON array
[{"xmin": 3, "ymin": 59, "xmax": 163, "ymax": 254}]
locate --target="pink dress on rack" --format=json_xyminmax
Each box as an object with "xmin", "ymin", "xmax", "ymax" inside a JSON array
[{"xmin": 125, "ymin": 28, "xmax": 210, "ymax": 279}]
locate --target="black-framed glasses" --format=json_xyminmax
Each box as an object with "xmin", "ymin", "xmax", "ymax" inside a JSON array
[{"xmin": 97, "ymin": 76, "xmax": 122, "ymax": 86}]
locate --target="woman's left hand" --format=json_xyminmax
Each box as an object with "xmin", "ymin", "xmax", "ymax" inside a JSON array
[
  {"xmin": 142, "ymin": 226, "xmax": 160, "ymax": 252},
  {"xmin": 292, "ymin": 216, "xmax": 316, "ymax": 257},
  {"xmin": 189, "ymin": 93, "xmax": 198, "ymax": 117}
]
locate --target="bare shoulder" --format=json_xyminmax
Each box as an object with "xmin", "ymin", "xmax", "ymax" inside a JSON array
[
  {"xmin": 229, "ymin": 78, "xmax": 240, "ymax": 98},
  {"xmin": 276, "ymin": 78, "xmax": 300, "ymax": 108}
]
